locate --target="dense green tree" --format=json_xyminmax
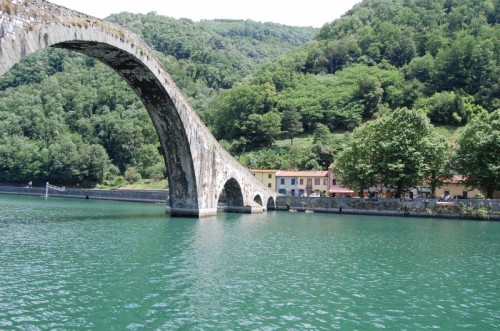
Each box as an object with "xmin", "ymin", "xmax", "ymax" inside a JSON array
[
  {"xmin": 334, "ymin": 108, "xmax": 451, "ymax": 198},
  {"xmin": 0, "ymin": 136, "xmax": 44, "ymax": 183},
  {"xmin": 239, "ymin": 111, "xmax": 282, "ymax": 148},
  {"xmin": 376, "ymin": 22, "xmax": 417, "ymax": 67},
  {"xmin": 273, "ymin": 64, "xmax": 404, "ymax": 132},
  {"xmin": 415, "ymin": 91, "xmax": 467, "ymax": 125},
  {"xmin": 311, "ymin": 143, "xmax": 337, "ymax": 170},
  {"xmin": 424, "ymin": 132, "xmax": 453, "ymax": 198},
  {"xmin": 354, "ymin": 75, "xmax": 384, "ymax": 118},
  {"xmin": 332, "ymin": 126, "xmax": 377, "ymax": 198},
  {"xmin": 404, "ymin": 53, "xmax": 435, "ymax": 84},
  {"xmin": 281, "ymin": 107, "xmax": 303, "ymax": 145},
  {"xmin": 237, "ymin": 146, "xmax": 303, "ymax": 170},
  {"xmin": 78, "ymin": 144, "xmax": 115, "ymax": 185},
  {"xmin": 433, "ymin": 35, "xmax": 475, "ymax": 92},
  {"xmin": 312, "ymin": 123, "xmax": 332, "ymax": 144},
  {"xmin": 454, "ymin": 109, "xmax": 500, "ymax": 198},
  {"xmin": 211, "ymin": 83, "xmax": 278, "ymax": 141}
]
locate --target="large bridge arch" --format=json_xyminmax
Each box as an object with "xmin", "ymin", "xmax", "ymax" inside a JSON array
[{"xmin": 0, "ymin": 0, "xmax": 275, "ymax": 217}]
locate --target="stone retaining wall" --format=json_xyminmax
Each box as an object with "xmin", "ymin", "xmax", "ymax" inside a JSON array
[
  {"xmin": 0, "ymin": 186, "xmax": 167, "ymax": 203},
  {"xmin": 277, "ymin": 196, "xmax": 500, "ymax": 221}
]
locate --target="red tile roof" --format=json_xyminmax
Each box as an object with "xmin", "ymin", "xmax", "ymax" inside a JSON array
[
  {"xmin": 443, "ymin": 175, "xmax": 466, "ymax": 184},
  {"xmin": 250, "ymin": 169, "xmax": 278, "ymax": 173},
  {"xmin": 276, "ymin": 171, "xmax": 329, "ymax": 177}
]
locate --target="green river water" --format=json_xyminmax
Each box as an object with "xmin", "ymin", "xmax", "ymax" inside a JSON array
[{"xmin": 0, "ymin": 194, "xmax": 499, "ymax": 330}]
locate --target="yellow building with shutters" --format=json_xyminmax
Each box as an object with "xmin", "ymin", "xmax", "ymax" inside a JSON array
[{"xmin": 250, "ymin": 169, "xmax": 278, "ymax": 192}]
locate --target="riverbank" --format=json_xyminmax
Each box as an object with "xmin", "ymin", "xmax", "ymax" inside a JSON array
[
  {"xmin": 0, "ymin": 185, "xmax": 167, "ymax": 203},
  {"xmin": 276, "ymin": 196, "xmax": 500, "ymax": 221}
]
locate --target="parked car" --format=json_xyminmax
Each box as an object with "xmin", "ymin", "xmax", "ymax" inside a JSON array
[{"xmin": 309, "ymin": 192, "xmax": 321, "ymax": 197}]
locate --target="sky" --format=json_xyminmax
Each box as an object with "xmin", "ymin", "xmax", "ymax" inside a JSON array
[{"xmin": 49, "ymin": 0, "xmax": 363, "ymax": 28}]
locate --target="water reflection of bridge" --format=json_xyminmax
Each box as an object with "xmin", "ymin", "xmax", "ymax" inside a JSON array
[{"xmin": 0, "ymin": 0, "xmax": 276, "ymax": 217}]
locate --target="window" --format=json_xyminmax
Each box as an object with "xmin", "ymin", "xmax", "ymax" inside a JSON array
[
  {"xmin": 291, "ymin": 189, "xmax": 296, "ymax": 196},
  {"xmin": 291, "ymin": 178, "xmax": 296, "ymax": 185},
  {"xmin": 268, "ymin": 174, "xmax": 272, "ymax": 179},
  {"xmin": 280, "ymin": 178, "xmax": 285, "ymax": 185},
  {"xmin": 444, "ymin": 190, "xmax": 450, "ymax": 196},
  {"xmin": 332, "ymin": 179, "xmax": 337, "ymax": 185},
  {"xmin": 314, "ymin": 178, "xmax": 320, "ymax": 185},
  {"xmin": 268, "ymin": 183, "xmax": 272, "ymax": 188},
  {"xmin": 323, "ymin": 179, "xmax": 327, "ymax": 185},
  {"xmin": 300, "ymin": 179, "xmax": 303, "ymax": 185},
  {"xmin": 462, "ymin": 191, "xmax": 468, "ymax": 198},
  {"xmin": 278, "ymin": 189, "xmax": 286, "ymax": 195}
]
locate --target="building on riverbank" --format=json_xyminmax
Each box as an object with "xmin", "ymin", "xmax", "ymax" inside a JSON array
[
  {"xmin": 251, "ymin": 169, "xmax": 500, "ymax": 200},
  {"xmin": 250, "ymin": 170, "xmax": 277, "ymax": 191},
  {"xmin": 275, "ymin": 170, "xmax": 330, "ymax": 196},
  {"xmin": 255, "ymin": 170, "xmax": 354, "ymax": 197},
  {"xmin": 435, "ymin": 175, "xmax": 482, "ymax": 199}
]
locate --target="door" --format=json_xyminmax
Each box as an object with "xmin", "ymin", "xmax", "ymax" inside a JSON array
[{"xmin": 306, "ymin": 178, "xmax": 312, "ymax": 194}]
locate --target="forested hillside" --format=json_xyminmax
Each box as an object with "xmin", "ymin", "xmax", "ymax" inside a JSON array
[
  {"xmin": 0, "ymin": 15, "xmax": 315, "ymax": 187},
  {"xmin": 210, "ymin": 0, "xmax": 499, "ymax": 172},
  {"xmin": 106, "ymin": 14, "xmax": 316, "ymax": 112}
]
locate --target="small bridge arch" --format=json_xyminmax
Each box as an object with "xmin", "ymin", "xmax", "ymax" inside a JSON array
[
  {"xmin": 267, "ymin": 196, "xmax": 276, "ymax": 210},
  {"xmin": 0, "ymin": 0, "xmax": 275, "ymax": 217},
  {"xmin": 220, "ymin": 178, "xmax": 244, "ymax": 208}
]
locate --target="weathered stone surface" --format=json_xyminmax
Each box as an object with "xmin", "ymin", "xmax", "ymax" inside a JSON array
[
  {"xmin": 276, "ymin": 196, "xmax": 500, "ymax": 220},
  {"xmin": 0, "ymin": 0, "xmax": 275, "ymax": 217}
]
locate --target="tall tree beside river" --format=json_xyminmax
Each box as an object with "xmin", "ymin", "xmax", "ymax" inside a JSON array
[
  {"xmin": 333, "ymin": 108, "xmax": 451, "ymax": 198},
  {"xmin": 454, "ymin": 109, "xmax": 500, "ymax": 199}
]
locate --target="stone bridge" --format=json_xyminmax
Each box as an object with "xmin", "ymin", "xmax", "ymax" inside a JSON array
[{"xmin": 0, "ymin": 0, "xmax": 276, "ymax": 217}]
